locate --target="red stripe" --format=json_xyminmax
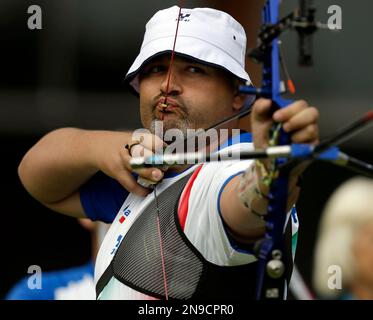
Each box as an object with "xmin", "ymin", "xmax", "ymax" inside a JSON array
[{"xmin": 178, "ymin": 165, "xmax": 203, "ymax": 230}]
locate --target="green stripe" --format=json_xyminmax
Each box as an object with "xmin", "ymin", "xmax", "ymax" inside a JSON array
[{"xmin": 291, "ymin": 231, "xmax": 298, "ymax": 260}]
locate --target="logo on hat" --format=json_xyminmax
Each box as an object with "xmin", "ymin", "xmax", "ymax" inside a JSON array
[{"xmin": 178, "ymin": 13, "xmax": 191, "ymax": 22}]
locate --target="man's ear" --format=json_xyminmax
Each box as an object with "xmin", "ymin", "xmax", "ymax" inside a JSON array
[{"xmin": 232, "ymin": 92, "xmax": 247, "ymax": 112}]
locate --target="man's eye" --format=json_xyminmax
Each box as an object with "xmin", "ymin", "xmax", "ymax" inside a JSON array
[
  {"xmin": 151, "ymin": 65, "xmax": 166, "ymax": 73},
  {"xmin": 143, "ymin": 65, "xmax": 166, "ymax": 75},
  {"xmin": 188, "ymin": 66, "xmax": 205, "ymax": 74}
]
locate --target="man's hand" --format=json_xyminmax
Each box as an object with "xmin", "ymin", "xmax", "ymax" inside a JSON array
[
  {"xmin": 92, "ymin": 131, "xmax": 167, "ymax": 197},
  {"xmin": 249, "ymin": 98, "xmax": 319, "ymax": 208},
  {"xmin": 251, "ymin": 98, "xmax": 319, "ymax": 149}
]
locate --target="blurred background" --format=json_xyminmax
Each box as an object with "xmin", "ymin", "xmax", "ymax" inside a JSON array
[{"xmin": 1, "ymin": 0, "xmax": 372, "ymax": 299}]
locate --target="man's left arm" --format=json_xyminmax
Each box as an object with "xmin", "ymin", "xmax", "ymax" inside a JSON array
[{"xmin": 220, "ymin": 99, "xmax": 319, "ymax": 243}]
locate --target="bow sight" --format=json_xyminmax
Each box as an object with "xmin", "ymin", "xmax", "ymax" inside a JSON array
[{"xmin": 248, "ymin": 0, "xmax": 318, "ymax": 67}]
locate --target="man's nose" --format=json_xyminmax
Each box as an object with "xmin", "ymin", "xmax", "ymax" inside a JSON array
[{"xmin": 160, "ymin": 68, "xmax": 182, "ymax": 96}]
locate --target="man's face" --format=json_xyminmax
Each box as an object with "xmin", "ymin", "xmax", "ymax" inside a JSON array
[{"xmin": 138, "ymin": 55, "xmax": 245, "ymax": 136}]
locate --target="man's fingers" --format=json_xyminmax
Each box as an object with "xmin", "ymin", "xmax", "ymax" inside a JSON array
[
  {"xmin": 282, "ymin": 107, "xmax": 319, "ymax": 132},
  {"xmin": 133, "ymin": 167, "xmax": 164, "ymax": 183},
  {"xmin": 130, "ymin": 143, "xmax": 154, "ymax": 159},
  {"xmin": 252, "ymin": 98, "xmax": 273, "ymax": 122},
  {"xmin": 116, "ymin": 170, "xmax": 150, "ymax": 197},
  {"xmin": 121, "ymin": 146, "xmax": 165, "ymax": 183},
  {"xmin": 271, "ymin": 101, "xmax": 319, "ymax": 144},
  {"xmin": 290, "ymin": 124, "xmax": 319, "ymax": 144},
  {"xmin": 132, "ymin": 132, "xmax": 167, "ymax": 153},
  {"xmin": 273, "ymin": 100, "xmax": 308, "ymax": 122}
]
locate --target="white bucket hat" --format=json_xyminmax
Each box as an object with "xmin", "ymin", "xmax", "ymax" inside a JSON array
[{"xmin": 125, "ymin": 6, "xmax": 251, "ymax": 93}]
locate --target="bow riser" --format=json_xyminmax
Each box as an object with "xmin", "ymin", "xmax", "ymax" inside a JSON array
[{"xmin": 253, "ymin": 0, "xmax": 305, "ymax": 300}]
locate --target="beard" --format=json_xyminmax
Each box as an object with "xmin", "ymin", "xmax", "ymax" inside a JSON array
[
  {"xmin": 149, "ymin": 101, "xmax": 192, "ymax": 138},
  {"xmin": 150, "ymin": 117, "xmax": 191, "ymax": 139}
]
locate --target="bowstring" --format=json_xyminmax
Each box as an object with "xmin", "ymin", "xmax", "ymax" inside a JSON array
[
  {"xmin": 154, "ymin": 4, "xmax": 183, "ymax": 300},
  {"xmin": 163, "ymin": 6, "xmax": 182, "ymax": 107}
]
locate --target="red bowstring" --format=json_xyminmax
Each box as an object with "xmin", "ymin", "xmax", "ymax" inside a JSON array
[
  {"xmin": 156, "ymin": 4, "xmax": 183, "ymax": 300},
  {"xmin": 155, "ymin": 212, "xmax": 169, "ymax": 299},
  {"xmin": 163, "ymin": 6, "xmax": 182, "ymax": 107}
]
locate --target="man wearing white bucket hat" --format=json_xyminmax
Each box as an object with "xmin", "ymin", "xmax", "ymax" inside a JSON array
[
  {"xmin": 126, "ymin": 6, "xmax": 250, "ymax": 92},
  {"xmin": 18, "ymin": 6, "xmax": 319, "ymax": 300}
]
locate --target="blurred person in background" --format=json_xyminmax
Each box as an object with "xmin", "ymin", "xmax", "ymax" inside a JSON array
[
  {"xmin": 5, "ymin": 220, "xmax": 108, "ymax": 300},
  {"xmin": 313, "ymin": 177, "xmax": 373, "ymax": 300}
]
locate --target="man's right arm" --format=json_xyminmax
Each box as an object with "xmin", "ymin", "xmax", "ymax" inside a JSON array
[{"xmin": 18, "ymin": 128, "xmax": 162, "ymax": 218}]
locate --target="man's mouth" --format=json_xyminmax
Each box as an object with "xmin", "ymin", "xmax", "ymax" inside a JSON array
[{"xmin": 154, "ymin": 98, "xmax": 183, "ymax": 120}]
